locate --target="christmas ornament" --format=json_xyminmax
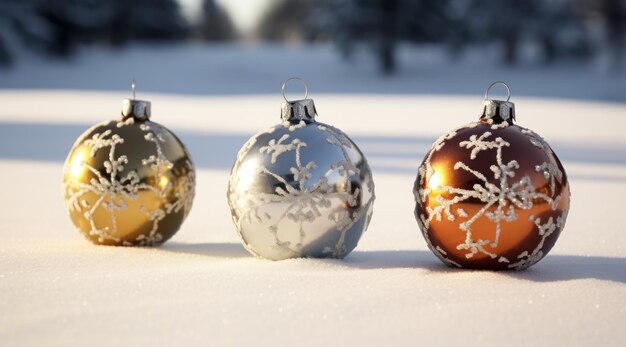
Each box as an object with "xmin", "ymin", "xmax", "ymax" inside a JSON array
[
  {"xmin": 227, "ymin": 78, "xmax": 375, "ymax": 260},
  {"xmin": 63, "ymin": 81, "xmax": 195, "ymax": 246},
  {"xmin": 414, "ymin": 82, "xmax": 570, "ymax": 270}
]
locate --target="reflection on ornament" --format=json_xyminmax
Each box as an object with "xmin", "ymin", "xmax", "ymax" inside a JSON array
[
  {"xmin": 69, "ymin": 149, "xmax": 87, "ymax": 178},
  {"xmin": 427, "ymin": 169, "xmax": 443, "ymax": 191},
  {"xmin": 62, "ymin": 82, "xmax": 195, "ymax": 246},
  {"xmin": 414, "ymin": 82, "xmax": 570, "ymax": 270},
  {"xmin": 227, "ymin": 78, "xmax": 375, "ymax": 260}
]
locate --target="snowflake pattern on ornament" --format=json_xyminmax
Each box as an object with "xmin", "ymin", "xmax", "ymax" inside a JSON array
[
  {"xmin": 63, "ymin": 119, "xmax": 195, "ymax": 246},
  {"xmin": 228, "ymin": 121, "xmax": 375, "ymax": 259},
  {"xmin": 415, "ymin": 119, "xmax": 569, "ymax": 270}
]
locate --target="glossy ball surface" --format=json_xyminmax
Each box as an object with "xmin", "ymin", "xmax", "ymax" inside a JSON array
[
  {"xmin": 63, "ymin": 117, "xmax": 195, "ymax": 246},
  {"xmin": 228, "ymin": 119, "xmax": 375, "ymax": 260},
  {"xmin": 414, "ymin": 119, "xmax": 570, "ymax": 270}
]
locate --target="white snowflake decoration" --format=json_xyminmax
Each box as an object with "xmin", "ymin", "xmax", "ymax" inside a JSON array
[
  {"xmin": 63, "ymin": 119, "xmax": 195, "ymax": 246},
  {"xmin": 228, "ymin": 121, "xmax": 375, "ymax": 259},
  {"xmin": 415, "ymin": 120, "xmax": 569, "ymax": 270}
]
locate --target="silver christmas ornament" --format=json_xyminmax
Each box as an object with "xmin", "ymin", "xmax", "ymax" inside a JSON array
[{"xmin": 227, "ymin": 78, "xmax": 375, "ymax": 260}]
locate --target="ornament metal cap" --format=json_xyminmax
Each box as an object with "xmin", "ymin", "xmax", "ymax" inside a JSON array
[
  {"xmin": 481, "ymin": 81, "xmax": 515, "ymax": 123},
  {"xmin": 280, "ymin": 77, "xmax": 317, "ymax": 122},
  {"xmin": 121, "ymin": 80, "xmax": 151, "ymax": 121}
]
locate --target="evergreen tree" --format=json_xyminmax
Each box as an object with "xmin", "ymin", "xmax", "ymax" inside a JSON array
[
  {"xmin": 198, "ymin": 0, "xmax": 236, "ymax": 41},
  {"xmin": 0, "ymin": 0, "xmax": 190, "ymax": 65},
  {"xmin": 0, "ymin": 0, "xmax": 56, "ymax": 64},
  {"xmin": 469, "ymin": 0, "xmax": 536, "ymax": 65},
  {"xmin": 101, "ymin": 0, "xmax": 189, "ymax": 45},
  {"xmin": 257, "ymin": 0, "xmax": 317, "ymax": 42},
  {"xmin": 466, "ymin": 0, "xmax": 590, "ymax": 65},
  {"xmin": 594, "ymin": 0, "xmax": 626, "ymax": 71},
  {"xmin": 35, "ymin": 0, "xmax": 109, "ymax": 55},
  {"xmin": 311, "ymin": 0, "xmax": 450, "ymax": 74}
]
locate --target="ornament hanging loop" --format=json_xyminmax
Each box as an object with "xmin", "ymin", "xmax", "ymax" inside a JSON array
[
  {"xmin": 485, "ymin": 81, "xmax": 511, "ymax": 102},
  {"xmin": 280, "ymin": 77, "xmax": 316, "ymax": 122},
  {"xmin": 481, "ymin": 81, "xmax": 515, "ymax": 123},
  {"xmin": 282, "ymin": 77, "xmax": 309, "ymax": 102}
]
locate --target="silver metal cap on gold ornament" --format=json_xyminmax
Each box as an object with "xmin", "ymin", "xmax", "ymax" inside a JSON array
[{"xmin": 121, "ymin": 80, "xmax": 152, "ymax": 120}]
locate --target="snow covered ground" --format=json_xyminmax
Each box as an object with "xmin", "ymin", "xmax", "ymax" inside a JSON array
[{"xmin": 0, "ymin": 44, "xmax": 625, "ymax": 346}]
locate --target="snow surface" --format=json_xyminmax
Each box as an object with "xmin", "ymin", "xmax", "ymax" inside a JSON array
[
  {"xmin": 1, "ymin": 90, "xmax": 625, "ymax": 346},
  {"xmin": 1, "ymin": 44, "xmax": 625, "ymax": 346}
]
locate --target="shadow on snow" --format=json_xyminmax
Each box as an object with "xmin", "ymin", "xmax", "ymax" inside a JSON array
[{"xmin": 157, "ymin": 242, "xmax": 626, "ymax": 284}]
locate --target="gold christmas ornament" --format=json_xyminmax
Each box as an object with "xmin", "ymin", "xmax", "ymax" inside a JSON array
[{"xmin": 63, "ymin": 81, "xmax": 195, "ymax": 246}]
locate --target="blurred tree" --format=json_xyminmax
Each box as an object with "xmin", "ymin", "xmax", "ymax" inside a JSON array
[
  {"xmin": 311, "ymin": 0, "xmax": 450, "ymax": 75},
  {"xmin": 470, "ymin": 0, "xmax": 536, "ymax": 65},
  {"xmin": 441, "ymin": 0, "xmax": 477, "ymax": 59},
  {"xmin": 0, "ymin": 0, "xmax": 189, "ymax": 65},
  {"xmin": 0, "ymin": 0, "xmax": 56, "ymax": 65},
  {"xmin": 36, "ymin": 0, "xmax": 109, "ymax": 55},
  {"xmin": 590, "ymin": 0, "xmax": 626, "ymax": 71},
  {"xmin": 102, "ymin": 0, "xmax": 189, "ymax": 45},
  {"xmin": 534, "ymin": 1, "xmax": 592, "ymax": 64},
  {"xmin": 198, "ymin": 0, "xmax": 236, "ymax": 41},
  {"xmin": 308, "ymin": 0, "xmax": 592, "ymax": 70},
  {"xmin": 257, "ymin": 0, "xmax": 317, "ymax": 42},
  {"xmin": 467, "ymin": 0, "xmax": 591, "ymax": 65}
]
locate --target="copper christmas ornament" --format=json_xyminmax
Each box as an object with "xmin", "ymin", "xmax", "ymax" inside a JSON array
[
  {"xmin": 63, "ymin": 82, "xmax": 195, "ymax": 246},
  {"xmin": 414, "ymin": 82, "xmax": 570, "ymax": 270}
]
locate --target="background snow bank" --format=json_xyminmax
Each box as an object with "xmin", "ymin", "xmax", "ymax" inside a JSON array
[{"xmin": 0, "ymin": 44, "xmax": 625, "ymax": 101}]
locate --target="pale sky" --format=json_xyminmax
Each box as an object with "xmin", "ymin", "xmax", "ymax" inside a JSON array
[{"xmin": 178, "ymin": 0, "xmax": 274, "ymax": 34}]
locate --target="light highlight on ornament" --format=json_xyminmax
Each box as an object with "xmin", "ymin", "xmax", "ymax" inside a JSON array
[
  {"xmin": 69, "ymin": 151, "xmax": 86, "ymax": 179},
  {"xmin": 158, "ymin": 175, "xmax": 170, "ymax": 191},
  {"xmin": 235, "ymin": 158, "xmax": 259, "ymax": 192},
  {"xmin": 427, "ymin": 170, "xmax": 443, "ymax": 191}
]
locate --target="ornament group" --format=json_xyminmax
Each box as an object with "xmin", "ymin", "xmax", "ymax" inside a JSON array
[{"xmin": 62, "ymin": 79, "xmax": 570, "ymax": 270}]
